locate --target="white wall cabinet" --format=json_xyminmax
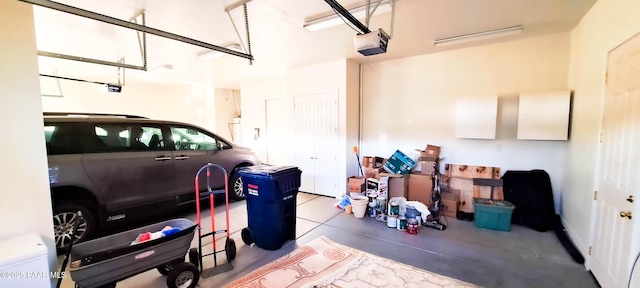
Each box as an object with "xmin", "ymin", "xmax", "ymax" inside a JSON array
[
  {"xmin": 517, "ymin": 91, "xmax": 571, "ymax": 140},
  {"xmin": 455, "ymin": 95, "xmax": 498, "ymax": 139}
]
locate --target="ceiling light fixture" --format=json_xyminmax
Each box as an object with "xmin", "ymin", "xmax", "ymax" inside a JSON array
[
  {"xmin": 303, "ymin": 0, "xmax": 392, "ymax": 32},
  {"xmin": 197, "ymin": 44, "xmax": 244, "ymax": 60},
  {"xmin": 433, "ymin": 25, "xmax": 524, "ymax": 47}
]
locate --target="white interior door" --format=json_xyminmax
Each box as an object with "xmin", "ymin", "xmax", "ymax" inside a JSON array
[
  {"xmin": 311, "ymin": 93, "xmax": 339, "ymax": 197},
  {"xmin": 590, "ymin": 32, "xmax": 640, "ymax": 288},
  {"xmin": 293, "ymin": 95, "xmax": 317, "ymax": 193},
  {"xmin": 265, "ymin": 98, "xmax": 287, "ymax": 165},
  {"xmin": 293, "ymin": 92, "xmax": 338, "ymax": 197}
]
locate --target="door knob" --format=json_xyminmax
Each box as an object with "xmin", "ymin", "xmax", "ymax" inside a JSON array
[
  {"xmin": 620, "ymin": 211, "xmax": 632, "ymax": 219},
  {"xmin": 627, "ymin": 195, "xmax": 634, "ymax": 203}
]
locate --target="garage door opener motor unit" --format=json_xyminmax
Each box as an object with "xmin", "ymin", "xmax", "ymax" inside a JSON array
[{"xmin": 354, "ymin": 28, "xmax": 389, "ymax": 56}]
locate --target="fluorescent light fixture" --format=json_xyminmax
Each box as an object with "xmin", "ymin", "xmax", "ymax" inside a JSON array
[
  {"xmin": 303, "ymin": 0, "xmax": 392, "ymax": 32},
  {"xmin": 433, "ymin": 25, "xmax": 524, "ymax": 47},
  {"xmin": 197, "ymin": 44, "xmax": 244, "ymax": 60}
]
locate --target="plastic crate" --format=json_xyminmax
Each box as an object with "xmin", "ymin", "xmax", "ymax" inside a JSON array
[{"xmin": 472, "ymin": 198, "xmax": 516, "ymax": 231}]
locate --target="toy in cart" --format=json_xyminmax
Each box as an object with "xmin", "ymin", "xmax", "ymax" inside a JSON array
[{"xmin": 57, "ymin": 163, "xmax": 237, "ymax": 288}]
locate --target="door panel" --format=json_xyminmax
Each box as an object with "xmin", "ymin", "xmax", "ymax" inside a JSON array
[
  {"xmin": 591, "ymin": 32, "xmax": 640, "ymax": 288},
  {"xmin": 313, "ymin": 94, "xmax": 339, "ymax": 197},
  {"xmin": 82, "ymin": 124, "xmax": 173, "ymax": 212},
  {"xmin": 169, "ymin": 125, "xmax": 229, "ymax": 203},
  {"xmin": 293, "ymin": 92, "xmax": 338, "ymax": 197},
  {"xmin": 293, "ymin": 96, "xmax": 316, "ymax": 193}
]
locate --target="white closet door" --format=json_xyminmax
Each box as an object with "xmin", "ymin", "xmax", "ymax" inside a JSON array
[
  {"xmin": 293, "ymin": 96, "xmax": 316, "ymax": 193},
  {"xmin": 293, "ymin": 92, "xmax": 338, "ymax": 197},
  {"xmin": 312, "ymin": 93, "xmax": 339, "ymax": 197}
]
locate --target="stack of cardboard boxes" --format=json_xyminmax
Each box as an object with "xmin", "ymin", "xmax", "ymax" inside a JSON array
[
  {"xmin": 346, "ymin": 145, "xmax": 465, "ymax": 220},
  {"xmin": 407, "ymin": 145, "xmax": 440, "ymax": 212},
  {"xmin": 345, "ymin": 146, "xmax": 507, "ymax": 224},
  {"xmin": 347, "ymin": 156, "xmax": 386, "ymax": 195}
]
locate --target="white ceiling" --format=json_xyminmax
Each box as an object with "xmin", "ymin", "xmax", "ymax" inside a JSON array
[{"xmin": 32, "ymin": 0, "xmax": 596, "ymax": 90}]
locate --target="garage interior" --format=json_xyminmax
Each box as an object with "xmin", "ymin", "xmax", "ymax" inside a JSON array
[{"xmin": 2, "ymin": 0, "xmax": 640, "ymax": 287}]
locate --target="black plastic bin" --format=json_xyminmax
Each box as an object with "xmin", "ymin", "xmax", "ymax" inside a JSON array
[{"xmin": 238, "ymin": 165, "xmax": 301, "ymax": 250}]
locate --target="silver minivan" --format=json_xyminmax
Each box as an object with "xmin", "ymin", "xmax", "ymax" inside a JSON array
[{"xmin": 44, "ymin": 113, "xmax": 261, "ymax": 252}]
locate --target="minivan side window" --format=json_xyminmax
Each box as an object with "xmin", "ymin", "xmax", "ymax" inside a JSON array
[
  {"xmin": 45, "ymin": 123, "xmax": 95, "ymax": 155},
  {"xmin": 92, "ymin": 124, "xmax": 164, "ymax": 152},
  {"xmin": 169, "ymin": 126, "xmax": 222, "ymax": 151}
]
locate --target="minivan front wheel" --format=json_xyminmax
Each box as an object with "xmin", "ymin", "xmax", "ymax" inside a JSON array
[
  {"xmin": 53, "ymin": 202, "xmax": 96, "ymax": 253},
  {"xmin": 228, "ymin": 172, "xmax": 245, "ymax": 201}
]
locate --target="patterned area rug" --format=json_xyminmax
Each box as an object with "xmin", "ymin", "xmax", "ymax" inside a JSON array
[{"xmin": 223, "ymin": 236, "xmax": 480, "ymax": 288}]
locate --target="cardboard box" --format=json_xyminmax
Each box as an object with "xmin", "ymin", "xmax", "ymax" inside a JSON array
[
  {"xmin": 383, "ymin": 150, "xmax": 416, "ymax": 175},
  {"xmin": 366, "ymin": 177, "xmax": 379, "ymax": 192},
  {"xmin": 347, "ymin": 176, "xmax": 365, "ymax": 193},
  {"xmin": 364, "ymin": 167, "xmax": 383, "ymax": 178},
  {"xmin": 408, "ymin": 173, "xmax": 433, "ymax": 205},
  {"xmin": 378, "ymin": 173, "xmax": 409, "ymax": 199},
  {"xmin": 441, "ymin": 192, "xmax": 459, "ymax": 218},
  {"xmin": 416, "ymin": 145, "xmax": 441, "ymax": 161},
  {"xmin": 363, "ymin": 156, "xmax": 385, "ymax": 168},
  {"xmin": 419, "ymin": 160, "xmax": 437, "ymax": 175}
]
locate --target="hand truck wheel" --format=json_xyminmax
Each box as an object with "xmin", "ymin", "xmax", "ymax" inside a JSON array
[{"xmin": 225, "ymin": 237, "xmax": 237, "ymax": 261}]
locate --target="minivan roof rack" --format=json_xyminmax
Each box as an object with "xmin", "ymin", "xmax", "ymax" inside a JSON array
[{"xmin": 43, "ymin": 112, "xmax": 149, "ymax": 119}]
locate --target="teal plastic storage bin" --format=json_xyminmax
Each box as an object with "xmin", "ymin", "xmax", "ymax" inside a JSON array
[{"xmin": 472, "ymin": 198, "xmax": 516, "ymax": 231}]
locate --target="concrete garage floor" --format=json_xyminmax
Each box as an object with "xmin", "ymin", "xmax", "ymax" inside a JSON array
[{"xmin": 59, "ymin": 192, "xmax": 599, "ymax": 288}]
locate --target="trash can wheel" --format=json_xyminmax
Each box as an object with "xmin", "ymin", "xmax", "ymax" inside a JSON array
[
  {"xmin": 166, "ymin": 262, "xmax": 199, "ymax": 288},
  {"xmin": 225, "ymin": 237, "xmax": 237, "ymax": 261},
  {"xmin": 241, "ymin": 227, "xmax": 254, "ymax": 245},
  {"xmin": 188, "ymin": 248, "xmax": 199, "ymax": 269}
]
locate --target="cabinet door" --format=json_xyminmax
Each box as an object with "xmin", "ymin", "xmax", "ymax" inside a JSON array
[
  {"xmin": 455, "ymin": 96, "xmax": 498, "ymax": 139},
  {"xmin": 517, "ymin": 91, "xmax": 570, "ymax": 140}
]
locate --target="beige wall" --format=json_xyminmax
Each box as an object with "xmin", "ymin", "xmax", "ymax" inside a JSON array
[
  {"xmin": 41, "ymin": 79, "xmax": 239, "ymax": 136},
  {"xmin": 0, "ymin": 0, "xmax": 56, "ymax": 283},
  {"xmin": 240, "ymin": 60, "xmax": 360, "ymax": 196},
  {"xmin": 213, "ymin": 88, "xmax": 240, "ymax": 143},
  {"xmin": 287, "ymin": 59, "xmax": 361, "ymax": 195},
  {"xmin": 565, "ymin": 0, "xmax": 640, "ymax": 263},
  {"xmin": 240, "ymin": 77, "xmax": 287, "ymax": 162},
  {"xmin": 361, "ymin": 33, "xmax": 570, "ymax": 211}
]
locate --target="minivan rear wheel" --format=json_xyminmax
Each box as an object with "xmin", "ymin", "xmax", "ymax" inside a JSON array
[
  {"xmin": 53, "ymin": 202, "xmax": 96, "ymax": 254},
  {"xmin": 228, "ymin": 172, "xmax": 245, "ymax": 201}
]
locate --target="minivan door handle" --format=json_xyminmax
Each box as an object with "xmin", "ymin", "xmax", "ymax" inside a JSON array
[
  {"xmin": 174, "ymin": 155, "xmax": 190, "ymax": 160},
  {"xmin": 154, "ymin": 156, "xmax": 172, "ymax": 161}
]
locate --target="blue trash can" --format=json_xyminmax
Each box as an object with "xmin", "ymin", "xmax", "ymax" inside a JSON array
[{"xmin": 238, "ymin": 165, "xmax": 301, "ymax": 250}]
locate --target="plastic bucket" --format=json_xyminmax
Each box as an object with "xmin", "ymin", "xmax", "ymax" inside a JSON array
[{"xmin": 351, "ymin": 196, "xmax": 369, "ymax": 218}]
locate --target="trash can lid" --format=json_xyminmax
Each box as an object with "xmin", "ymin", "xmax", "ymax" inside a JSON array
[{"xmin": 237, "ymin": 165, "xmax": 300, "ymax": 177}]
